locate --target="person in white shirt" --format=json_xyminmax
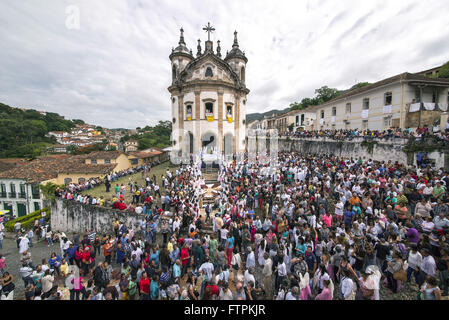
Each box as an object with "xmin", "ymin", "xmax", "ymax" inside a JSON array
[
  {"xmin": 407, "ymin": 244, "xmax": 422, "ymax": 283},
  {"xmin": 285, "ymin": 286, "xmax": 300, "ymax": 300},
  {"xmin": 243, "ymin": 268, "xmax": 256, "ymax": 287},
  {"xmin": 199, "ymin": 257, "xmax": 214, "ymax": 282},
  {"xmin": 340, "ymin": 269, "xmax": 355, "ymax": 300},
  {"xmin": 246, "ymin": 247, "xmax": 256, "ymax": 269},
  {"xmin": 420, "ymin": 249, "xmax": 436, "ymax": 278},
  {"xmin": 276, "ymin": 256, "xmax": 287, "ymax": 291},
  {"xmin": 335, "ymin": 199, "xmax": 344, "ymax": 221}
]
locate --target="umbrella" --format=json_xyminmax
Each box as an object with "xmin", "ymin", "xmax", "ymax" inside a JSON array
[{"xmin": 0, "ymin": 210, "xmax": 10, "ymax": 215}]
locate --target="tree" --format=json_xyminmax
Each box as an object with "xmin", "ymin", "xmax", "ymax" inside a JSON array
[
  {"xmin": 350, "ymin": 82, "xmax": 371, "ymax": 90},
  {"xmin": 40, "ymin": 182, "xmax": 64, "ymax": 201},
  {"xmin": 72, "ymin": 119, "xmax": 85, "ymax": 125},
  {"xmin": 439, "ymin": 61, "xmax": 449, "ymax": 78},
  {"xmin": 314, "ymin": 86, "xmax": 341, "ymax": 104}
]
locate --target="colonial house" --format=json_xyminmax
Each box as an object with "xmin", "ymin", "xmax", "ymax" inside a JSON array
[
  {"xmin": 306, "ymin": 69, "xmax": 449, "ymax": 131},
  {"xmin": 124, "ymin": 140, "xmax": 138, "ymax": 153},
  {"xmin": 127, "ymin": 148, "xmax": 168, "ymax": 167},
  {"xmin": 47, "ymin": 144, "xmax": 68, "ymax": 153},
  {"xmin": 290, "ymin": 110, "xmax": 317, "ymax": 131},
  {"xmin": 0, "ymin": 154, "xmax": 116, "ymax": 217},
  {"xmin": 83, "ymin": 151, "xmax": 130, "ymax": 172}
]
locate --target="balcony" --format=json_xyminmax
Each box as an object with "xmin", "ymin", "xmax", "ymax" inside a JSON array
[
  {"xmin": 32, "ymin": 193, "xmax": 40, "ymax": 199},
  {"xmin": 8, "ymin": 192, "xmax": 17, "ymax": 198},
  {"xmin": 0, "ymin": 192, "xmax": 6, "ymax": 198},
  {"xmin": 18, "ymin": 192, "xmax": 26, "ymax": 199}
]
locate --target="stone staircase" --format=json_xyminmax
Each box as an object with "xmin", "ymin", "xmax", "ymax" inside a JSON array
[{"xmin": 203, "ymin": 166, "xmax": 219, "ymax": 184}]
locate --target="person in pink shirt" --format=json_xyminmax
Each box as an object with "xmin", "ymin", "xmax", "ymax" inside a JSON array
[
  {"xmin": 0, "ymin": 254, "xmax": 6, "ymax": 275},
  {"xmin": 322, "ymin": 212, "xmax": 332, "ymax": 228},
  {"xmin": 315, "ymin": 279, "xmax": 333, "ymax": 300}
]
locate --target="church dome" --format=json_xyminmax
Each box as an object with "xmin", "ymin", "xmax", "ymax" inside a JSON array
[
  {"xmin": 170, "ymin": 28, "xmax": 193, "ymax": 58},
  {"xmin": 224, "ymin": 31, "xmax": 247, "ymax": 63}
]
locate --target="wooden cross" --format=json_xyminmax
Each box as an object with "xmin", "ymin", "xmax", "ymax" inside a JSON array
[{"xmin": 203, "ymin": 22, "xmax": 215, "ymax": 41}]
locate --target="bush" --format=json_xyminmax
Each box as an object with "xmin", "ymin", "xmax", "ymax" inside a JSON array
[{"xmin": 5, "ymin": 208, "xmax": 50, "ymax": 232}]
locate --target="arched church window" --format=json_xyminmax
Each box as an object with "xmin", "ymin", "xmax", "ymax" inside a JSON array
[
  {"xmin": 205, "ymin": 67, "xmax": 213, "ymax": 77},
  {"xmin": 172, "ymin": 117, "xmax": 176, "ymax": 124},
  {"xmin": 241, "ymin": 66, "xmax": 245, "ymax": 82}
]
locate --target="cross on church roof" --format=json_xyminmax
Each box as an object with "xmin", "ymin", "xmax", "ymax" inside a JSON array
[{"xmin": 203, "ymin": 22, "xmax": 215, "ymax": 41}]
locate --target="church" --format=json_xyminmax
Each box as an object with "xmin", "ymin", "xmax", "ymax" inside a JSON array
[{"xmin": 168, "ymin": 23, "xmax": 249, "ymax": 159}]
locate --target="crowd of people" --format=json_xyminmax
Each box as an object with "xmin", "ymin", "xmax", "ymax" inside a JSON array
[
  {"xmin": 280, "ymin": 127, "xmax": 449, "ymax": 143},
  {"xmin": 1, "ymin": 149, "xmax": 449, "ymax": 301}
]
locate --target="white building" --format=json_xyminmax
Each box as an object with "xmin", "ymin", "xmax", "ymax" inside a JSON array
[
  {"xmin": 168, "ymin": 25, "xmax": 249, "ymax": 157},
  {"xmin": 306, "ymin": 71, "xmax": 449, "ymax": 131},
  {"xmin": 0, "ymin": 178, "xmax": 44, "ymax": 218}
]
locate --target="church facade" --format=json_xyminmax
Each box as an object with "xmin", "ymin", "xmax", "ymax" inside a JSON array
[{"xmin": 168, "ymin": 25, "xmax": 249, "ymax": 157}]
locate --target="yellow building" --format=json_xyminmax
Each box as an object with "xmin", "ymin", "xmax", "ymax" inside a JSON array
[{"xmin": 83, "ymin": 151, "xmax": 131, "ymax": 172}]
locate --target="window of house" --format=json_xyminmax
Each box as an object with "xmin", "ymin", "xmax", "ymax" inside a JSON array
[
  {"xmin": 321, "ymin": 110, "xmax": 324, "ymax": 118},
  {"xmin": 362, "ymin": 98, "xmax": 370, "ymax": 110},
  {"xmin": 131, "ymin": 158, "xmax": 138, "ymax": 165},
  {"xmin": 205, "ymin": 103, "xmax": 213, "ymax": 116},
  {"xmin": 346, "ymin": 103, "xmax": 351, "ymax": 114},
  {"xmin": 20, "ymin": 184, "xmax": 26, "ymax": 196},
  {"xmin": 64, "ymin": 178, "xmax": 72, "ymax": 185},
  {"xmin": 0, "ymin": 183, "xmax": 6, "ymax": 196},
  {"xmin": 104, "ymin": 159, "xmax": 111, "ymax": 164},
  {"xmin": 186, "ymin": 105, "xmax": 192, "ymax": 116},
  {"xmin": 384, "ymin": 92, "xmax": 392, "ymax": 105},
  {"xmin": 301, "ymin": 114, "xmax": 305, "ymax": 125},
  {"xmin": 91, "ymin": 159, "xmax": 97, "ymax": 164},
  {"xmin": 78, "ymin": 178, "xmax": 85, "ymax": 184},
  {"xmin": 205, "ymin": 67, "xmax": 213, "ymax": 77},
  {"xmin": 432, "ymin": 90, "xmax": 437, "ymax": 103},
  {"xmin": 332, "ymin": 107, "xmax": 337, "ymax": 116},
  {"xmin": 383, "ymin": 117, "xmax": 391, "ymax": 128},
  {"xmin": 10, "ymin": 183, "xmax": 16, "ymax": 196}
]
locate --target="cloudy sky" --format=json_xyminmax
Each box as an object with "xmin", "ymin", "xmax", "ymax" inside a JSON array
[{"xmin": 1, "ymin": 0, "xmax": 448, "ymax": 128}]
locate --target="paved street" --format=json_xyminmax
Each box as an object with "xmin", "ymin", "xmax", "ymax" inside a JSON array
[{"xmin": 1, "ymin": 235, "xmax": 60, "ymax": 299}]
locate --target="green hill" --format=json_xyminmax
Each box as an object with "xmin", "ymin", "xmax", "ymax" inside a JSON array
[{"xmin": 0, "ymin": 103, "xmax": 79, "ymax": 158}]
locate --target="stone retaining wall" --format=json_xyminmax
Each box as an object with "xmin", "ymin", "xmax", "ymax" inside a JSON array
[{"xmin": 51, "ymin": 198, "xmax": 141, "ymax": 234}]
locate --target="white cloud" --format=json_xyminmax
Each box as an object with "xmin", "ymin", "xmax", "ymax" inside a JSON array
[{"xmin": 0, "ymin": 0, "xmax": 448, "ymax": 128}]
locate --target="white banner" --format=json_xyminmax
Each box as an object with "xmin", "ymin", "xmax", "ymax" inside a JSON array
[
  {"xmin": 383, "ymin": 105, "xmax": 392, "ymax": 114},
  {"xmin": 439, "ymin": 103, "xmax": 448, "ymax": 112},
  {"xmin": 361, "ymin": 110, "xmax": 369, "ymax": 119},
  {"xmin": 409, "ymin": 103, "xmax": 421, "ymax": 113},
  {"xmin": 423, "ymin": 102, "xmax": 436, "ymax": 111}
]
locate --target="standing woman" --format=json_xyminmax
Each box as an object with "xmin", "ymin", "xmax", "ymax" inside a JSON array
[
  {"xmin": 385, "ymin": 251, "xmax": 403, "ymax": 294},
  {"xmin": 75, "ymin": 246, "xmax": 83, "ymax": 269},
  {"xmin": 225, "ymin": 233, "xmax": 234, "ymax": 267}
]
